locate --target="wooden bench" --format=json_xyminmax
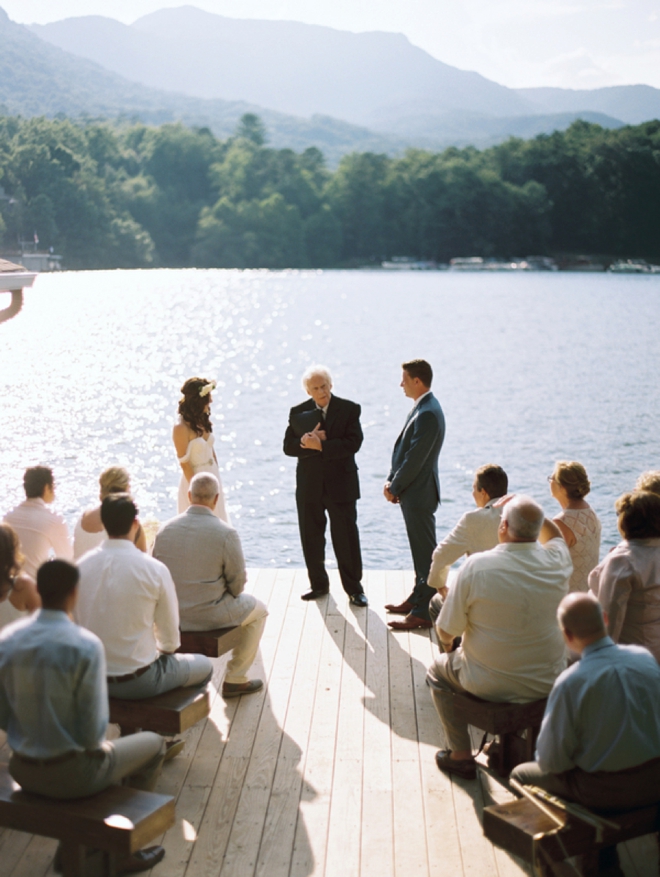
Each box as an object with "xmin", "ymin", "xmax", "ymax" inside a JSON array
[
  {"xmin": 0, "ymin": 762, "xmax": 174, "ymax": 877},
  {"xmin": 483, "ymin": 795, "xmax": 660, "ymax": 876},
  {"xmin": 109, "ymin": 684, "xmax": 211, "ymax": 736},
  {"xmin": 178, "ymin": 625, "xmax": 242, "ymax": 658},
  {"xmin": 437, "ymin": 690, "xmax": 547, "ymax": 776}
]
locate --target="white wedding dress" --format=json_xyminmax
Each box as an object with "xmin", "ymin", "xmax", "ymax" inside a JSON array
[{"xmin": 177, "ymin": 432, "xmax": 230, "ymax": 524}]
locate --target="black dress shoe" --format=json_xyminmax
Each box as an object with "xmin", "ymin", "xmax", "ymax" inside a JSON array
[
  {"xmin": 301, "ymin": 590, "xmax": 329, "ymax": 601},
  {"xmin": 349, "ymin": 593, "xmax": 368, "ymax": 607}
]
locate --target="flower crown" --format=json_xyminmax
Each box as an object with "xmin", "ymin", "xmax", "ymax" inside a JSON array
[{"xmin": 179, "ymin": 380, "xmax": 216, "ymax": 403}]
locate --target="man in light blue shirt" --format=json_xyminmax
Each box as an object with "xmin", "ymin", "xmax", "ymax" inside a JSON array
[
  {"xmin": 512, "ymin": 590, "xmax": 660, "ymax": 804},
  {"xmin": 0, "ymin": 560, "xmax": 168, "ymax": 873}
]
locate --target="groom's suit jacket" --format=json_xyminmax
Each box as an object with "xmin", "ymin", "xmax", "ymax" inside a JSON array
[
  {"xmin": 389, "ymin": 392, "xmax": 445, "ymax": 507},
  {"xmin": 283, "ymin": 394, "xmax": 362, "ymax": 504}
]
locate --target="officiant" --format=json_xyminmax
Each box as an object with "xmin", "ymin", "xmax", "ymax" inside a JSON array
[{"xmin": 283, "ymin": 365, "xmax": 367, "ymax": 606}]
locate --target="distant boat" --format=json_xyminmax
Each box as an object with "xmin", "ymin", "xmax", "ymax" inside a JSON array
[
  {"xmin": 608, "ymin": 259, "xmax": 660, "ymax": 274},
  {"xmin": 449, "ymin": 256, "xmax": 558, "ymax": 271},
  {"xmin": 381, "ymin": 257, "xmax": 442, "ymax": 270}
]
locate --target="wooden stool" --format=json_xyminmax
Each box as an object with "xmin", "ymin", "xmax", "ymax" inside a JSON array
[
  {"xmin": 484, "ymin": 796, "xmax": 660, "ymax": 876},
  {"xmin": 179, "ymin": 626, "xmax": 242, "ymax": 658},
  {"xmin": 109, "ymin": 684, "xmax": 210, "ymax": 736},
  {"xmin": 0, "ymin": 762, "xmax": 174, "ymax": 877},
  {"xmin": 437, "ymin": 689, "xmax": 547, "ymax": 776}
]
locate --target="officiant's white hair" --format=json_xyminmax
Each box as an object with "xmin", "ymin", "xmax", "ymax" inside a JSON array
[{"xmin": 302, "ymin": 364, "xmax": 333, "ymax": 392}]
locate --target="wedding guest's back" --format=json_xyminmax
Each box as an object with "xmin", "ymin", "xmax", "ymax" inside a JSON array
[
  {"xmin": 590, "ymin": 490, "xmax": 660, "ymax": 662},
  {"xmin": 73, "ymin": 466, "xmax": 146, "ymax": 558},
  {"xmin": 3, "ymin": 467, "xmax": 72, "ymax": 577},
  {"xmin": 549, "ymin": 461, "xmax": 601, "ymax": 592}
]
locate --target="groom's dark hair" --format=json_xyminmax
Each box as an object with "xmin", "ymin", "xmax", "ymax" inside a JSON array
[
  {"xmin": 402, "ymin": 359, "xmax": 433, "ymax": 388},
  {"xmin": 101, "ymin": 493, "xmax": 138, "ymax": 537}
]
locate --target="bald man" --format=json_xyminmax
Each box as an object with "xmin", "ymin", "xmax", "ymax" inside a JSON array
[{"xmin": 428, "ymin": 495, "xmax": 572, "ymax": 780}]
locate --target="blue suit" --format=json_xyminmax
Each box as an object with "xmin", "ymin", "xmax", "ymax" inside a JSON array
[{"xmin": 389, "ymin": 392, "xmax": 445, "ymax": 620}]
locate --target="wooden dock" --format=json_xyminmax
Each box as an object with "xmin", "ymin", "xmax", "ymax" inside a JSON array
[{"xmin": 0, "ymin": 569, "xmax": 657, "ymax": 876}]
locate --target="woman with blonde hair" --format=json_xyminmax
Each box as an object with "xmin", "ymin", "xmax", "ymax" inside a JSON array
[
  {"xmin": 0, "ymin": 523, "xmax": 40, "ymax": 629},
  {"xmin": 172, "ymin": 376, "xmax": 230, "ymax": 522},
  {"xmin": 590, "ymin": 490, "xmax": 660, "ymax": 662},
  {"xmin": 73, "ymin": 466, "xmax": 146, "ymax": 558},
  {"xmin": 548, "ymin": 460, "xmax": 601, "ymax": 592}
]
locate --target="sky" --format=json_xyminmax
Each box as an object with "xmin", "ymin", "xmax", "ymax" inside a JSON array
[{"xmin": 3, "ymin": 0, "xmax": 659, "ymax": 91}]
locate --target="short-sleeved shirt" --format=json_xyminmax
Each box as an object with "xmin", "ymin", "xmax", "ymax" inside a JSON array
[{"xmin": 438, "ymin": 538, "xmax": 572, "ymax": 701}]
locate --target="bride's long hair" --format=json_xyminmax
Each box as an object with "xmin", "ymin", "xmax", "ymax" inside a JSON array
[{"xmin": 178, "ymin": 377, "xmax": 213, "ymax": 436}]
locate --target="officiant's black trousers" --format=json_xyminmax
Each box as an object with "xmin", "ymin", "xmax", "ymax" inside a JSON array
[{"xmin": 296, "ymin": 496, "xmax": 363, "ymax": 596}]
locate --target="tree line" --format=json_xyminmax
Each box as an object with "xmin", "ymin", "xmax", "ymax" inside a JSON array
[{"xmin": 0, "ymin": 112, "xmax": 658, "ymax": 270}]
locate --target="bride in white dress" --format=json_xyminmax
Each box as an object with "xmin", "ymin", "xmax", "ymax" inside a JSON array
[{"xmin": 172, "ymin": 377, "xmax": 230, "ymax": 524}]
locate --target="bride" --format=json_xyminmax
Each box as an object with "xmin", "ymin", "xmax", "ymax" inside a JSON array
[{"xmin": 173, "ymin": 376, "xmax": 230, "ymax": 523}]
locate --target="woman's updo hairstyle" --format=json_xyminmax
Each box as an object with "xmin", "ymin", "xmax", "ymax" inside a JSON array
[
  {"xmin": 553, "ymin": 461, "xmax": 591, "ymax": 500},
  {"xmin": 0, "ymin": 523, "xmax": 23, "ymax": 588},
  {"xmin": 178, "ymin": 377, "xmax": 214, "ymax": 437},
  {"xmin": 615, "ymin": 490, "xmax": 660, "ymax": 540},
  {"xmin": 99, "ymin": 466, "xmax": 130, "ymax": 500}
]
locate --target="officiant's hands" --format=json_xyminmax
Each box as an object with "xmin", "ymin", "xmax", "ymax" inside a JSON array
[{"xmin": 300, "ymin": 423, "xmax": 326, "ymax": 451}]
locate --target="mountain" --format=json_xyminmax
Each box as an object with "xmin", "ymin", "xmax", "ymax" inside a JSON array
[
  {"xmin": 30, "ymin": 5, "xmax": 533, "ymax": 128},
  {"xmin": 0, "ymin": 7, "xmax": 411, "ymax": 162},
  {"xmin": 516, "ymin": 86, "xmax": 660, "ymax": 126}
]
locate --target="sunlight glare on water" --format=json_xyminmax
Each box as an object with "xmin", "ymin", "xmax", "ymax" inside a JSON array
[{"xmin": 1, "ymin": 268, "xmax": 659, "ymax": 570}]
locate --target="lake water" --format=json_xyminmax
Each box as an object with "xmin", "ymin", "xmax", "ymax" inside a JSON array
[{"xmin": 1, "ymin": 269, "xmax": 658, "ymax": 572}]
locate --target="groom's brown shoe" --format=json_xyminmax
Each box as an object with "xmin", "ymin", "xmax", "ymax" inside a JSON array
[{"xmin": 384, "ymin": 600, "xmax": 413, "ymax": 615}]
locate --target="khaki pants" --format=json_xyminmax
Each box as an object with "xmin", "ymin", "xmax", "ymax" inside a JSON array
[
  {"xmin": 426, "ymin": 650, "xmax": 472, "ymax": 752},
  {"xmin": 224, "ymin": 599, "xmax": 268, "ymax": 684},
  {"xmin": 10, "ymin": 732, "xmax": 166, "ymax": 799}
]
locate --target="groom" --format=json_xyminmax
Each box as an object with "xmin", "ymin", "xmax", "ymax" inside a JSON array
[{"xmin": 384, "ymin": 359, "xmax": 445, "ymax": 629}]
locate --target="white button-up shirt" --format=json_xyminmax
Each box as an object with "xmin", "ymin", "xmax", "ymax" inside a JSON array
[
  {"xmin": 439, "ymin": 538, "xmax": 572, "ymax": 702},
  {"xmin": 76, "ymin": 540, "xmax": 180, "ymax": 675},
  {"xmin": 3, "ymin": 498, "xmax": 73, "ymax": 577},
  {"xmin": 428, "ymin": 500, "xmax": 502, "ymax": 589}
]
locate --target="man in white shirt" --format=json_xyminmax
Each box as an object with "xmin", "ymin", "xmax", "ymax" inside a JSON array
[
  {"xmin": 76, "ymin": 494, "xmax": 213, "ymax": 700},
  {"xmin": 427, "ymin": 495, "xmax": 572, "ymax": 780},
  {"xmin": 153, "ymin": 473, "xmax": 267, "ymax": 698},
  {"xmin": 428, "ymin": 464, "xmax": 508, "ymax": 629},
  {"xmin": 3, "ymin": 466, "xmax": 72, "ymax": 576}
]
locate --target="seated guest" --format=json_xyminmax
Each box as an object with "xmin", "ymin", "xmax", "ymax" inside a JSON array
[
  {"xmin": 589, "ymin": 490, "xmax": 660, "ymax": 662},
  {"xmin": 0, "ymin": 560, "xmax": 167, "ymax": 872},
  {"xmin": 548, "ymin": 460, "xmax": 601, "ymax": 592},
  {"xmin": 636, "ymin": 470, "xmax": 660, "ymax": 495},
  {"xmin": 153, "ymin": 473, "xmax": 267, "ymax": 698},
  {"xmin": 428, "ymin": 495, "xmax": 571, "ymax": 779},
  {"xmin": 76, "ymin": 494, "xmax": 213, "ymax": 700},
  {"xmin": 0, "ymin": 524, "xmax": 40, "ymax": 629},
  {"xmin": 3, "ymin": 466, "xmax": 72, "ymax": 576},
  {"xmin": 74, "ymin": 465, "xmax": 147, "ymax": 559},
  {"xmin": 511, "ymin": 593, "xmax": 660, "ymax": 874},
  {"xmin": 428, "ymin": 464, "xmax": 508, "ymax": 628}
]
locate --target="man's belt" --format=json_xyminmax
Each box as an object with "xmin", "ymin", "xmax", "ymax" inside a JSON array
[
  {"xmin": 13, "ymin": 749, "xmax": 79, "ymax": 767},
  {"xmin": 107, "ymin": 661, "xmax": 154, "ymax": 684}
]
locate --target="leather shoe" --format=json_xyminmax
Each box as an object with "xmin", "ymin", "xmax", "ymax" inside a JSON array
[
  {"xmin": 388, "ymin": 614, "xmax": 432, "ymax": 630},
  {"xmin": 163, "ymin": 738, "xmax": 185, "ymax": 762},
  {"xmin": 435, "ymin": 750, "xmax": 477, "ymax": 780},
  {"xmin": 301, "ymin": 590, "xmax": 329, "ymax": 601},
  {"xmin": 384, "ymin": 600, "xmax": 413, "ymax": 615},
  {"xmin": 349, "ymin": 593, "xmax": 368, "ymax": 607},
  {"xmin": 122, "ymin": 845, "xmax": 166, "ymax": 872},
  {"xmin": 222, "ymin": 679, "xmax": 264, "ymax": 698}
]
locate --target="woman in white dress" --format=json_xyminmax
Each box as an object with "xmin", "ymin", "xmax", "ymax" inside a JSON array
[
  {"xmin": 0, "ymin": 523, "xmax": 40, "ymax": 629},
  {"xmin": 73, "ymin": 466, "xmax": 147, "ymax": 559},
  {"xmin": 548, "ymin": 460, "xmax": 601, "ymax": 592},
  {"xmin": 173, "ymin": 376, "xmax": 230, "ymax": 523}
]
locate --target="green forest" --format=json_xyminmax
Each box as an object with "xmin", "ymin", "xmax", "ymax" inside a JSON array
[{"xmin": 0, "ymin": 112, "xmax": 658, "ymax": 269}]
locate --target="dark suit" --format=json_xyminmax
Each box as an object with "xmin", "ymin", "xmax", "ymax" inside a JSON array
[
  {"xmin": 283, "ymin": 394, "xmax": 364, "ymax": 596},
  {"xmin": 389, "ymin": 392, "xmax": 445, "ymax": 619}
]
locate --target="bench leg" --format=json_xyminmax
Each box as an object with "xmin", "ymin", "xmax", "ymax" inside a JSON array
[{"xmin": 60, "ymin": 842, "xmax": 88, "ymax": 877}]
